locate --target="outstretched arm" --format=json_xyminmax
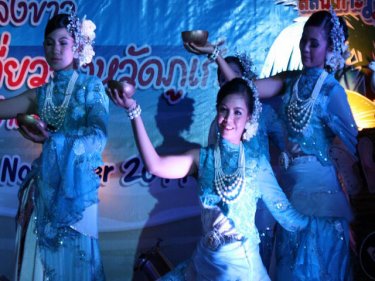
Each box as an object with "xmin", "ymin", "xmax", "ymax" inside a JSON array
[
  {"xmin": 255, "ymin": 76, "xmax": 285, "ymax": 99},
  {"xmin": 325, "ymin": 84, "xmax": 358, "ymax": 156},
  {"xmin": 258, "ymin": 157, "xmax": 308, "ymax": 231},
  {"xmin": 0, "ymin": 89, "xmax": 37, "ymax": 119},
  {"xmin": 185, "ymin": 41, "xmax": 285, "ymax": 98},
  {"xmin": 1, "ymin": 88, "xmax": 45, "ymax": 143},
  {"xmin": 130, "ymin": 111, "xmax": 199, "ymax": 178},
  {"xmin": 107, "ymin": 81, "xmax": 200, "ymax": 179}
]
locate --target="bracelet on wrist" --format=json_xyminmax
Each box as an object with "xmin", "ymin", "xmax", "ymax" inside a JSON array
[
  {"xmin": 208, "ymin": 45, "xmax": 220, "ymax": 61},
  {"xmin": 127, "ymin": 104, "xmax": 141, "ymax": 120}
]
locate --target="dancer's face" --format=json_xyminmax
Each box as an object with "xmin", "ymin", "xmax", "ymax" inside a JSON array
[
  {"xmin": 44, "ymin": 27, "xmax": 74, "ymax": 71},
  {"xmin": 299, "ymin": 25, "xmax": 329, "ymax": 69},
  {"xmin": 217, "ymin": 93, "xmax": 250, "ymax": 144}
]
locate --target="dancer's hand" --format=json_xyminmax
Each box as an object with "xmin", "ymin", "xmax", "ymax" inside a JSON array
[
  {"xmin": 184, "ymin": 39, "xmax": 225, "ymax": 56},
  {"xmin": 106, "ymin": 80, "xmax": 137, "ymax": 110},
  {"xmin": 17, "ymin": 114, "xmax": 49, "ymax": 143}
]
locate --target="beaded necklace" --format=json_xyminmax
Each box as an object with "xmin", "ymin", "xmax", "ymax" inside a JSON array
[
  {"xmin": 41, "ymin": 71, "xmax": 78, "ymax": 132},
  {"xmin": 214, "ymin": 141, "xmax": 245, "ymax": 204},
  {"xmin": 287, "ymin": 70, "xmax": 328, "ymax": 133}
]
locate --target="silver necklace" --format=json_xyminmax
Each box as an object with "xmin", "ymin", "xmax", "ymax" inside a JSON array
[
  {"xmin": 287, "ymin": 70, "xmax": 328, "ymax": 133},
  {"xmin": 214, "ymin": 142, "xmax": 245, "ymax": 204},
  {"xmin": 41, "ymin": 71, "xmax": 78, "ymax": 132}
]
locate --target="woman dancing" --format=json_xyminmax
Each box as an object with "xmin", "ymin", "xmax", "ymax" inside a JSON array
[
  {"xmin": 187, "ymin": 8, "xmax": 357, "ymax": 280},
  {"xmin": 0, "ymin": 11, "xmax": 108, "ymax": 281},
  {"xmin": 107, "ymin": 77, "xmax": 309, "ymax": 280}
]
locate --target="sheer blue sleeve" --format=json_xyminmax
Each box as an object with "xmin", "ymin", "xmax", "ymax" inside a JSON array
[
  {"xmin": 263, "ymin": 102, "xmax": 286, "ymax": 151},
  {"xmin": 39, "ymin": 76, "xmax": 109, "ymax": 229},
  {"xmin": 324, "ymin": 84, "xmax": 358, "ymax": 156},
  {"xmin": 65, "ymin": 77, "xmax": 108, "ymax": 155},
  {"xmin": 52, "ymin": 77, "xmax": 108, "ymax": 157},
  {"xmin": 258, "ymin": 157, "xmax": 308, "ymax": 231}
]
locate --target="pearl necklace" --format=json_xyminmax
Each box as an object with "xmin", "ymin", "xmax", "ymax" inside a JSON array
[
  {"xmin": 214, "ymin": 142, "xmax": 245, "ymax": 204},
  {"xmin": 41, "ymin": 71, "xmax": 78, "ymax": 132},
  {"xmin": 287, "ymin": 70, "xmax": 328, "ymax": 133}
]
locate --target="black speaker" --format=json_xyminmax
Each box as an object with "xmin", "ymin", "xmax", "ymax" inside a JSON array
[{"xmin": 133, "ymin": 239, "xmax": 173, "ymax": 281}]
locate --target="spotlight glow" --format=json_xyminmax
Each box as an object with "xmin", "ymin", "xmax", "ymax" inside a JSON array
[{"xmin": 346, "ymin": 90, "xmax": 375, "ymax": 130}]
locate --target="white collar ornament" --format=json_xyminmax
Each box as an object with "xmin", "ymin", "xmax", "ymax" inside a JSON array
[
  {"xmin": 41, "ymin": 71, "xmax": 78, "ymax": 132},
  {"xmin": 287, "ymin": 70, "xmax": 328, "ymax": 133},
  {"xmin": 214, "ymin": 141, "xmax": 245, "ymax": 204}
]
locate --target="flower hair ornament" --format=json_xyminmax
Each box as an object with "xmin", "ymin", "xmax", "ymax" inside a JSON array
[
  {"xmin": 234, "ymin": 52, "xmax": 262, "ymax": 141},
  {"xmin": 325, "ymin": 6, "xmax": 350, "ymax": 72},
  {"xmin": 235, "ymin": 51, "xmax": 257, "ymax": 80},
  {"xmin": 67, "ymin": 7, "xmax": 96, "ymax": 67},
  {"xmin": 242, "ymin": 78, "xmax": 262, "ymax": 141}
]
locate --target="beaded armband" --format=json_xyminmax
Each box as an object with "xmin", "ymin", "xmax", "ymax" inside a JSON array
[
  {"xmin": 127, "ymin": 104, "xmax": 141, "ymax": 120},
  {"xmin": 208, "ymin": 45, "xmax": 220, "ymax": 61}
]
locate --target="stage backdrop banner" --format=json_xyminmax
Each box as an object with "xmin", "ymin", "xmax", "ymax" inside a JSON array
[
  {"xmin": 0, "ymin": 0, "xmax": 304, "ymax": 230},
  {"xmin": 1, "ymin": 0, "xmax": 374, "ymax": 280}
]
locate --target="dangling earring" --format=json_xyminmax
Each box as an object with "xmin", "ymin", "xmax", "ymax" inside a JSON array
[
  {"xmin": 216, "ymin": 123, "xmax": 221, "ymax": 141},
  {"xmin": 325, "ymin": 51, "xmax": 335, "ymax": 73},
  {"xmin": 215, "ymin": 118, "xmax": 220, "ymax": 134}
]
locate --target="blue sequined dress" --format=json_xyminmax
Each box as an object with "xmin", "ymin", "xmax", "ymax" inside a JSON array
[
  {"xmin": 15, "ymin": 69, "xmax": 109, "ymax": 281},
  {"xmin": 207, "ymin": 103, "xmax": 285, "ymax": 271},
  {"xmin": 275, "ymin": 67, "xmax": 358, "ymax": 281},
  {"xmin": 254, "ymin": 102, "xmax": 285, "ymax": 270},
  {"xmin": 160, "ymin": 138, "xmax": 309, "ymax": 281}
]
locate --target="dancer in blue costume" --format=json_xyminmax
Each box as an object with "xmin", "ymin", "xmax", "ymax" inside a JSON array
[
  {"xmin": 271, "ymin": 10, "xmax": 356, "ymax": 281},
  {"xmin": 187, "ymin": 8, "xmax": 357, "ymax": 281},
  {"xmin": 107, "ymin": 77, "xmax": 309, "ymax": 280},
  {"xmin": 0, "ymin": 11, "xmax": 108, "ymax": 281},
  {"xmin": 205, "ymin": 54, "xmax": 285, "ymax": 271}
]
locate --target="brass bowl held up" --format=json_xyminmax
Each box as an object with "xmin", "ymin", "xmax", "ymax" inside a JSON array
[
  {"xmin": 108, "ymin": 80, "xmax": 135, "ymax": 98},
  {"xmin": 181, "ymin": 30, "xmax": 208, "ymax": 46}
]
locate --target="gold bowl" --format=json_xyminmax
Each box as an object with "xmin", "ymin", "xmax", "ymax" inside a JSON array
[
  {"xmin": 181, "ymin": 30, "xmax": 208, "ymax": 46},
  {"xmin": 16, "ymin": 114, "xmax": 46, "ymax": 135},
  {"xmin": 108, "ymin": 80, "xmax": 135, "ymax": 98}
]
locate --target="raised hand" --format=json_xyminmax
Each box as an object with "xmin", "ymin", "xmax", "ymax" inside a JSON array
[{"xmin": 184, "ymin": 39, "xmax": 225, "ymax": 56}]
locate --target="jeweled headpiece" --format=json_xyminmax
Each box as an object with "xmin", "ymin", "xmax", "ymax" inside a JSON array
[
  {"xmin": 325, "ymin": 6, "xmax": 350, "ymax": 72},
  {"xmin": 235, "ymin": 51, "xmax": 257, "ymax": 80},
  {"xmin": 67, "ymin": 7, "xmax": 96, "ymax": 67},
  {"xmin": 235, "ymin": 52, "xmax": 262, "ymax": 141}
]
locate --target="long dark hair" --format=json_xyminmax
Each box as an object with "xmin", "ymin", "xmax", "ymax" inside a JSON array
[
  {"xmin": 216, "ymin": 78, "xmax": 255, "ymax": 116},
  {"xmin": 304, "ymin": 10, "xmax": 348, "ymax": 48},
  {"xmin": 44, "ymin": 13, "xmax": 71, "ymax": 38},
  {"xmin": 217, "ymin": 56, "xmax": 245, "ymax": 79}
]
